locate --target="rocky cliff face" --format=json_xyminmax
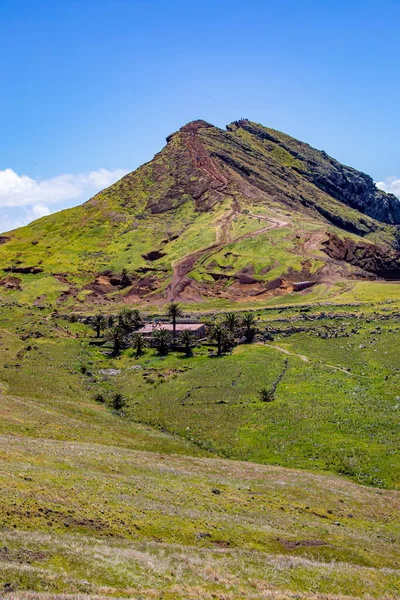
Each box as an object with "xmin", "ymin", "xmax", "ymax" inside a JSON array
[
  {"xmin": 228, "ymin": 120, "xmax": 400, "ymax": 225},
  {"xmin": 322, "ymin": 233, "xmax": 400, "ymax": 279}
]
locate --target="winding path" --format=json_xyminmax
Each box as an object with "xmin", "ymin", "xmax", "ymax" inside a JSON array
[
  {"xmin": 166, "ymin": 127, "xmax": 289, "ymax": 300},
  {"xmin": 167, "ymin": 209, "xmax": 288, "ymax": 300},
  {"xmin": 264, "ymin": 343, "xmax": 354, "ymax": 376}
]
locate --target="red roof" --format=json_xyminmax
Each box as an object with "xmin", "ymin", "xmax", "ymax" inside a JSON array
[{"xmin": 137, "ymin": 323, "xmax": 204, "ymax": 334}]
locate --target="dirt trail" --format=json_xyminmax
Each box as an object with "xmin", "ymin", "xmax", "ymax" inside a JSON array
[
  {"xmin": 264, "ymin": 343, "xmax": 354, "ymax": 375},
  {"xmin": 267, "ymin": 344, "xmax": 309, "ymax": 362},
  {"xmin": 186, "ymin": 130, "xmax": 228, "ymax": 190},
  {"xmin": 167, "ymin": 243, "xmax": 219, "ymax": 300},
  {"xmin": 166, "ymin": 128, "xmax": 289, "ymax": 300},
  {"xmin": 235, "ymin": 212, "xmax": 289, "ymax": 243},
  {"xmin": 249, "ymin": 211, "xmax": 289, "ymax": 228},
  {"xmin": 167, "ymin": 210, "xmax": 288, "ymax": 300},
  {"xmin": 215, "ymin": 195, "xmax": 241, "ymax": 244}
]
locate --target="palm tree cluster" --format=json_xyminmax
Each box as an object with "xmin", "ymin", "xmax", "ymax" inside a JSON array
[
  {"xmin": 151, "ymin": 302, "xmax": 195, "ymax": 356},
  {"xmin": 90, "ymin": 302, "xmax": 257, "ymax": 360},
  {"xmin": 91, "ymin": 308, "xmax": 144, "ymax": 356},
  {"xmin": 209, "ymin": 312, "xmax": 258, "ymax": 356}
]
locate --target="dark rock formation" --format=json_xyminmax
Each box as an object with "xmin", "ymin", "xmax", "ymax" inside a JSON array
[
  {"xmin": 230, "ymin": 120, "xmax": 400, "ymax": 225},
  {"xmin": 142, "ymin": 250, "xmax": 166, "ymax": 261},
  {"xmin": 3, "ymin": 266, "xmax": 43, "ymax": 274},
  {"xmin": 322, "ymin": 233, "xmax": 400, "ymax": 279}
]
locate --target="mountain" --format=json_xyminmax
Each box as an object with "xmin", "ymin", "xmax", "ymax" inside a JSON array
[{"xmin": 1, "ymin": 119, "xmax": 399, "ymax": 308}]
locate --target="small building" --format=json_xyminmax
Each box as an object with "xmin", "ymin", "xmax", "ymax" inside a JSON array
[
  {"xmin": 293, "ymin": 281, "xmax": 315, "ymax": 292},
  {"xmin": 137, "ymin": 323, "xmax": 206, "ymax": 339}
]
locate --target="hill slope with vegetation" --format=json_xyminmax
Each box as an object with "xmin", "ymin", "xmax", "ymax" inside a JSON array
[{"xmin": 1, "ymin": 119, "xmax": 400, "ymax": 310}]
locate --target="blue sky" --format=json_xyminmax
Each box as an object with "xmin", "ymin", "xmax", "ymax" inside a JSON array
[{"xmin": 1, "ymin": 0, "xmax": 399, "ymax": 231}]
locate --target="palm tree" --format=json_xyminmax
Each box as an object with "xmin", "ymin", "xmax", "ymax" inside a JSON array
[
  {"xmin": 105, "ymin": 324, "xmax": 126, "ymax": 357},
  {"xmin": 179, "ymin": 329, "xmax": 195, "ymax": 357},
  {"xmin": 92, "ymin": 313, "xmax": 106, "ymax": 338},
  {"xmin": 118, "ymin": 308, "xmax": 142, "ymax": 333},
  {"xmin": 118, "ymin": 308, "xmax": 130, "ymax": 329},
  {"xmin": 223, "ymin": 311, "xmax": 240, "ymax": 333},
  {"xmin": 130, "ymin": 309, "xmax": 143, "ymax": 330},
  {"xmin": 166, "ymin": 301, "xmax": 183, "ymax": 341},
  {"xmin": 210, "ymin": 323, "xmax": 231, "ymax": 356},
  {"xmin": 152, "ymin": 328, "xmax": 172, "ymax": 355},
  {"xmin": 242, "ymin": 313, "xmax": 257, "ymax": 343},
  {"xmin": 133, "ymin": 333, "xmax": 145, "ymax": 357}
]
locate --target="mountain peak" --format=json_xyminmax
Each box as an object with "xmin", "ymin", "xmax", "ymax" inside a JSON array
[
  {"xmin": 166, "ymin": 119, "xmax": 215, "ymax": 143},
  {"xmin": 226, "ymin": 118, "xmax": 251, "ymax": 131},
  {"xmin": 180, "ymin": 119, "xmax": 215, "ymax": 132},
  {"xmin": 1, "ymin": 118, "xmax": 399, "ymax": 307}
]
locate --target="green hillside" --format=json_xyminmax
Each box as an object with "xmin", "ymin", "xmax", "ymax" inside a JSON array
[{"xmin": 1, "ymin": 119, "xmax": 399, "ymax": 311}]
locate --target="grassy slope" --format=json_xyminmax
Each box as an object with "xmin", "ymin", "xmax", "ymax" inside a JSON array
[
  {"xmin": 0, "ymin": 300, "xmax": 399, "ymax": 598},
  {"xmin": 1, "ymin": 436, "xmax": 399, "ymax": 599},
  {"xmin": 1, "ymin": 301, "xmax": 398, "ymax": 488}
]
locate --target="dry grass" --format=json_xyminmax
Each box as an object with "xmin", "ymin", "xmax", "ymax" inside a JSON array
[
  {"xmin": 5, "ymin": 588, "xmax": 400, "ymax": 600},
  {"xmin": 0, "ymin": 434, "xmax": 399, "ymax": 598}
]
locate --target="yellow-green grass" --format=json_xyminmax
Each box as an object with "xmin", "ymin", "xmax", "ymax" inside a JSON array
[
  {"xmin": 1, "ymin": 305, "xmax": 398, "ymax": 488},
  {"xmin": 0, "ymin": 434, "xmax": 399, "ymax": 599},
  {"xmin": 330, "ymin": 281, "xmax": 400, "ymax": 304},
  {"xmin": 0, "ymin": 301, "xmax": 399, "ymax": 598}
]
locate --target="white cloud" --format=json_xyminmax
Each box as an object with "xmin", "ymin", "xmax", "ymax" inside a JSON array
[
  {"xmin": 0, "ymin": 167, "xmax": 129, "ymax": 232},
  {"xmin": 32, "ymin": 203, "xmax": 50, "ymax": 218},
  {"xmin": 376, "ymin": 177, "xmax": 400, "ymax": 198},
  {"xmin": 0, "ymin": 167, "xmax": 127, "ymax": 208}
]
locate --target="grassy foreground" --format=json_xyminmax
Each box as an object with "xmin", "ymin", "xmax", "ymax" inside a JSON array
[
  {"xmin": 1, "ymin": 434, "xmax": 399, "ymax": 599},
  {"xmin": 0, "ymin": 299, "xmax": 399, "ymax": 598}
]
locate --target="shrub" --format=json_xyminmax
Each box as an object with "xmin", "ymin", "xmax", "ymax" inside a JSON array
[
  {"xmin": 112, "ymin": 393, "xmax": 127, "ymax": 412},
  {"xmin": 259, "ymin": 387, "xmax": 274, "ymax": 402}
]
